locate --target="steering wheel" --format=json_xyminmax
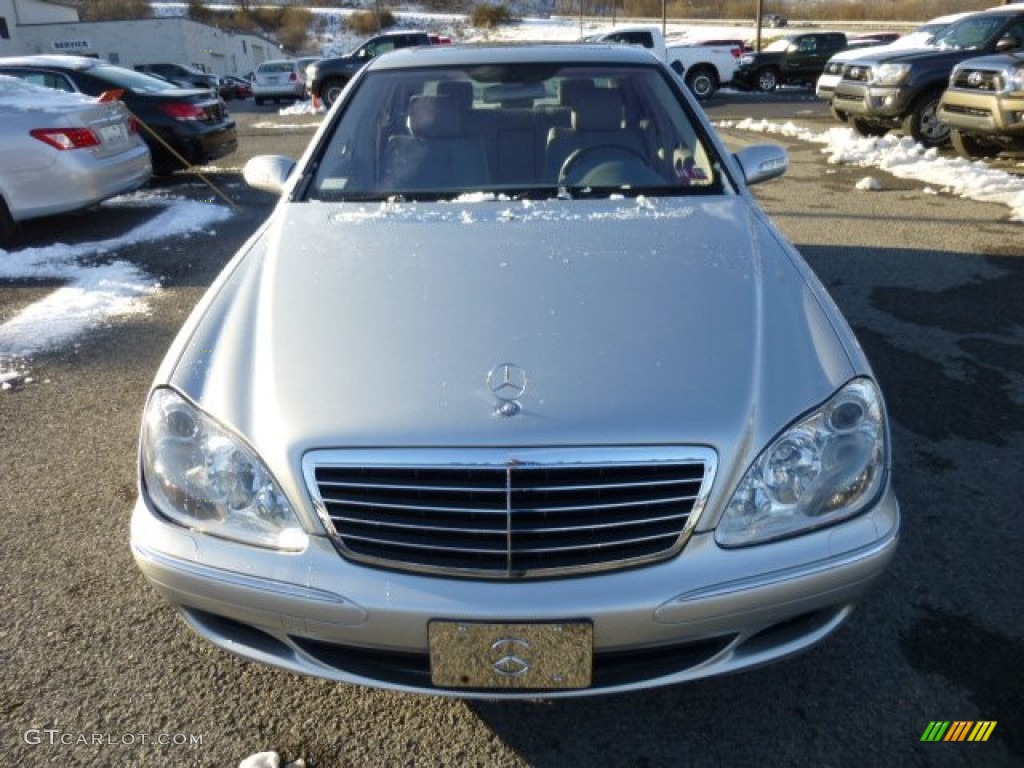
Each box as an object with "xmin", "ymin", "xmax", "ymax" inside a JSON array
[{"xmin": 558, "ymin": 144, "xmax": 661, "ymax": 186}]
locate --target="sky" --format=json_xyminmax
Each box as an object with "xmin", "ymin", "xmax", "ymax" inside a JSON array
[{"xmin": 2, "ymin": 13, "xmax": 1023, "ymax": 402}]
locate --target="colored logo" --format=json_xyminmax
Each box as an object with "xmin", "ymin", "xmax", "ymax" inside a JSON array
[{"xmin": 920, "ymin": 721, "xmax": 997, "ymax": 742}]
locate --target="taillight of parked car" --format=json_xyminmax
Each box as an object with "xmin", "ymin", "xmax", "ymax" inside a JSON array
[
  {"xmin": 29, "ymin": 127, "xmax": 102, "ymax": 150},
  {"xmin": 158, "ymin": 102, "xmax": 206, "ymax": 121},
  {"xmin": 128, "ymin": 115, "xmax": 141, "ymax": 135},
  {"xmin": 730, "ymin": 47, "xmax": 743, "ymax": 58}
]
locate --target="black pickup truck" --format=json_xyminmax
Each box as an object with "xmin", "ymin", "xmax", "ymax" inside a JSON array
[
  {"xmin": 831, "ymin": 6, "xmax": 1024, "ymax": 147},
  {"xmin": 732, "ymin": 32, "xmax": 849, "ymax": 92},
  {"xmin": 307, "ymin": 31, "xmax": 432, "ymax": 107}
]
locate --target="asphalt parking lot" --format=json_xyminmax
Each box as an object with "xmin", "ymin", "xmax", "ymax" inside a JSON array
[{"xmin": 1, "ymin": 92, "xmax": 1022, "ymax": 767}]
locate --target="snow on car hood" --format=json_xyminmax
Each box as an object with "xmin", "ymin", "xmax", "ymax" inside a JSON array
[{"xmin": 169, "ymin": 195, "xmax": 858, "ymax": 509}]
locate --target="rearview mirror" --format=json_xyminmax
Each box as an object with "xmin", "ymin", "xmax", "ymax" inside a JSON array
[{"xmin": 734, "ymin": 145, "xmax": 788, "ymax": 185}]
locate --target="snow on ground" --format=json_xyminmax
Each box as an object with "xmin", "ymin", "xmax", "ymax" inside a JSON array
[
  {"xmin": 0, "ymin": 193, "xmax": 231, "ymax": 386},
  {"xmin": 718, "ymin": 118, "xmax": 1024, "ymax": 222}
]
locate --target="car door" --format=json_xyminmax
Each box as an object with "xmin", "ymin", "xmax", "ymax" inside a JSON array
[{"xmin": 785, "ymin": 36, "xmax": 821, "ymax": 80}]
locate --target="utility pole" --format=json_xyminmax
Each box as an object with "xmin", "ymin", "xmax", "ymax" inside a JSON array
[{"xmin": 755, "ymin": 0, "xmax": 763, "ymax": 52}]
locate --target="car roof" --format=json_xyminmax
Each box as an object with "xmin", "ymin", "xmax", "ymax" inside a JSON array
[
  {"xmin": 366, "ymin": 43, "xmax": 662, "ymax": 71},
  {"xmin": 0, "ymin": 54, "xmax": 105, "ymax": 71}
]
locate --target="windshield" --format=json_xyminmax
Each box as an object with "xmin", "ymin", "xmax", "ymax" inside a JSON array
[
  {"xmin": 91, "ymin": 64, "xmax": 184, "ymax": 93},
  {"xmin": 930, "ymin": 15, "xmax": 1009, "ymax": 51},
  {"xmin": 306, "ymin": 62, "xmax": 724, "ymax": 202},
  {"xmin": 763, "ymin": 38, "xmax": 794, "ymax": 52}
]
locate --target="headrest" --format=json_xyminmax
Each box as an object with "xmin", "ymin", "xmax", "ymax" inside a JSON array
[
  {"xmin": 558, "ymin": 78, "xmax": 596, "ymax": 106},
  {"xmin": 408, "ymin": 94, "xmax": 460, "ymax": 138},
  {"xmin": 572, "ymin": 89, "xmax": 624, "ymax": 132},
  {"xmin": 437, "ymin": 80, "xmax": 473, "ymax": 113}
]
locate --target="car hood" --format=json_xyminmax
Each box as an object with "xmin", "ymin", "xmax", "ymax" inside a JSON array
[
  {"xmin": 853, "ymin": 46, "xmax": 983, "ymax": 68},
  {"xmin": 167, "ymin": 196, "xmax": 860, "ymax": 516}
]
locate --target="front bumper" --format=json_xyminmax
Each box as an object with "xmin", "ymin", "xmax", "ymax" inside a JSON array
[
  {"xmin": 131, "ymin": 486, "xmax": 899, "ymax": 698},
  {"xmin": 831, "ymin": 82, "xmax": 911, "ymax": 121},
  {"xmin": 938, "ymin": 90, "xmax": 1024, "ymax": 138},
  {"xmin": 730, "ymin": 67, "xmax": 761, "ymax": 90}
]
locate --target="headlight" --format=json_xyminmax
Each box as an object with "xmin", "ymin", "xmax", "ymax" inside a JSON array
[
  {"xmin": 740, "ymin": 54, "xmax": 756, "ymax": 66},
  {"xmin": 869, "ymin": 63, "xmax": 911, "ymax": 86},
  {"xmin": 1001, "ymin": 63, "xmax": 1024, "ymax": 94},
  {"xmin": 716, "ymin": 378, "xmax": 887, "ymax": 547},
  {"xmin": 141, "ymin": 388, "xmax": 307, "ymax": 551}
]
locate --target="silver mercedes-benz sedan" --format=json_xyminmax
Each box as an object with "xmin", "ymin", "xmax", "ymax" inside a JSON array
[{"xmin": 131, "ymin": 44, "xmax": 899, "ymax": 697}]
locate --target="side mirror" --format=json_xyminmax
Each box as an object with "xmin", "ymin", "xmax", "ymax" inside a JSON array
[
  {"xmin": 995, "ymin": 35, "xmax": 1020, "ymax": 53},
  {"xmin": 734, "ymin": 144, "xmax": 788, "ymax": 185},
  {"xmin": 243, "ymin": 155, "xmax": 296, "ymax": 194}
]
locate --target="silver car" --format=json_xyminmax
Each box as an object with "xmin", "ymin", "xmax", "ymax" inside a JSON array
[
  {"xmin": 0, "ymin": 75, "xmax": 151, "ymax": 247},
  {"xmin": 132, "ymin": 44, "xmax": 899, "ymax": 698},
  {"xmin": 251, "ymin": 59, "xmax": 307, "ymax": 105}
]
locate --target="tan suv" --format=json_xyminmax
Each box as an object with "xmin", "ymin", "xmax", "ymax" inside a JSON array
[{"xmin": 938, "ymin": 52, "xmax": 1024, "ymax": 159}]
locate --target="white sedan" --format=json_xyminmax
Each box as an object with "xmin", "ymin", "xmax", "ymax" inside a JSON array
[{"xmin": 0, "ymin": 75, "xmax": 151, "ymax": 248}]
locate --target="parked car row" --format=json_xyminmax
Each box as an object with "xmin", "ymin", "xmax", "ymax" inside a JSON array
[{"xmin": 819, "ymin": 5, "xmax": 1024, "ymax": 157}]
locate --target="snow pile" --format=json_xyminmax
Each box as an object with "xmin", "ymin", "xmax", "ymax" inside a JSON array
[
  {"xmin": 719, "ymin": 118, "xmax": 1024, "ymax": 222},
  {"xmin": 0, "ymin": 194, "xmax": 232, "ymax": 383},
  {"xmin": 238, "ymin": 752, "xmax": 307, "ymax": 768}
]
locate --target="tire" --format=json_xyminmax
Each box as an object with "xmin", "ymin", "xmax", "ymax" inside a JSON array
[
  {"xmin": 322, "ymin": 78, "xmax": 348, "ymax": 108},
  {"xmin": 829, "ymin": 104, "xmax": 849, "ymax": 123},
  {"xmin": 950, "ymin": 129, "xmax": 1001, "ymax": 160},
  {"xmin": 851, "ymin": 118, "xmax": 888, "ymax": 138},
  {"xmin": 756, "ymin": 68, "xmax": 779, "ymax": 92},
  {"xmin": 0, "ymin": 196, "xmax": 17, "ymax": 250},
  {"xmin": 901, "ymin": 88, "xmax": 950, "ymax": 148},
  {"xmin": 685, "ymin": 66, "xmax": 718, "ymax": 100}
]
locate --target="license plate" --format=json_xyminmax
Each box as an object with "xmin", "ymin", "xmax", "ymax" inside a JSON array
[
  {"xmin": 99, "ymin": 123, "xmax": 127, "ymax": 144},
  {"xmin": 428, "ymin": 621, "xmax": 592, "ymax": 690}
]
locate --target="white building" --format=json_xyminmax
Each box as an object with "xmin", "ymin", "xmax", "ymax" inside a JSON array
[
  {"xmin": 1, "ymin": 0, "xmax": 78, "ymax": 56},
  {"xmin": 2, "ymin": 1, "xmax": 280, "ymax": 78}
]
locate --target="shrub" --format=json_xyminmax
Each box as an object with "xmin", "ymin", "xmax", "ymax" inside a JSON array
[
  {"xmin": 471, "ymin": 3, "xmax": 513, "ymax": 29},
  {"xmin": 347, "ymin": 10, "xmax": 396, "ymax": 35}
]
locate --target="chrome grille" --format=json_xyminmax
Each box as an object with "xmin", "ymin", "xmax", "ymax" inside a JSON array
[
  {"xmin": 304, "ymin": 448, "xmax": 715, "ymax": 579},
  {"xmin": 951, "ymin": 69, "xmax": 1001, "ymax": 92}
]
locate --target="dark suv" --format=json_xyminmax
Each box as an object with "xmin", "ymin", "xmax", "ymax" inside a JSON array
[
  {"xmin": 307, "ymin": 31, "xmax": 432, "ymax": 107},
  {"xmin": 732, "ymin": 32, "xmax": 849, "ymax": 92},
  {"xmin": 831, "ymin": 6, "xmax": 1024, "ymax": 147}
]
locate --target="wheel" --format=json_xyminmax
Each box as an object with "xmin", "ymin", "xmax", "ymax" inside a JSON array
[
  {"xmin": 851, "ymin": 118, "xmax": 888, "ymax": 138},
  {"xmin": 322, "ymin": 78, "xmax": 349, "ymax": 108},
  {"xmin": 254, "ymin": 97, "xmax": 264, "ymax": 106},
  {"xmin": 0, "ymin": 196, "xmax": 17, "ymax": 250},
  {"xmin": 950, "ymin": 129, "xmax": 1001, "ymax": 160},
  {"xmin": 685, "ymin": 66, "xmax": 718, "ymax": 100},
  {"xmin": 901, "ymin": 89, "xmax": 950, "ymax": 148},
  {"xmin": 829, "ymin": 104, "xmax": 849, "ymax": 123},
  {"xmin": 756, "ymin": 68, "xmax": 779, "ymax": 92},
  {"xmin": 558, "ymin": 144, "xmax": 660, "ymax": 186}
]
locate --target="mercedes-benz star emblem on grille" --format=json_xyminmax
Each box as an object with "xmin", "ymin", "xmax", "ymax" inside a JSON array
[
  {"xmin": 491, "ymin": 637, "xmax": 531, "ymax": 677},
  {"xmin": 849, "ymin": 67, "xmax": 860, "ymax": 79},
  {"xmin": 487, "ymin": 363, "xmax": 527, "ymax": 417},
  {"xmin": 967, "ymin": 71, "xmax": 983, "ymax": 87}
]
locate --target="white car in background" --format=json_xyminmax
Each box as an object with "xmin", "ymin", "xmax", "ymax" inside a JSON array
[
  {"xmin": 0, "ymin": 75, "xmax": 151, "ymax": 248},
  {"xmin": 251, "ymin": 59, "xmax": 308, "ymax": 106}
]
